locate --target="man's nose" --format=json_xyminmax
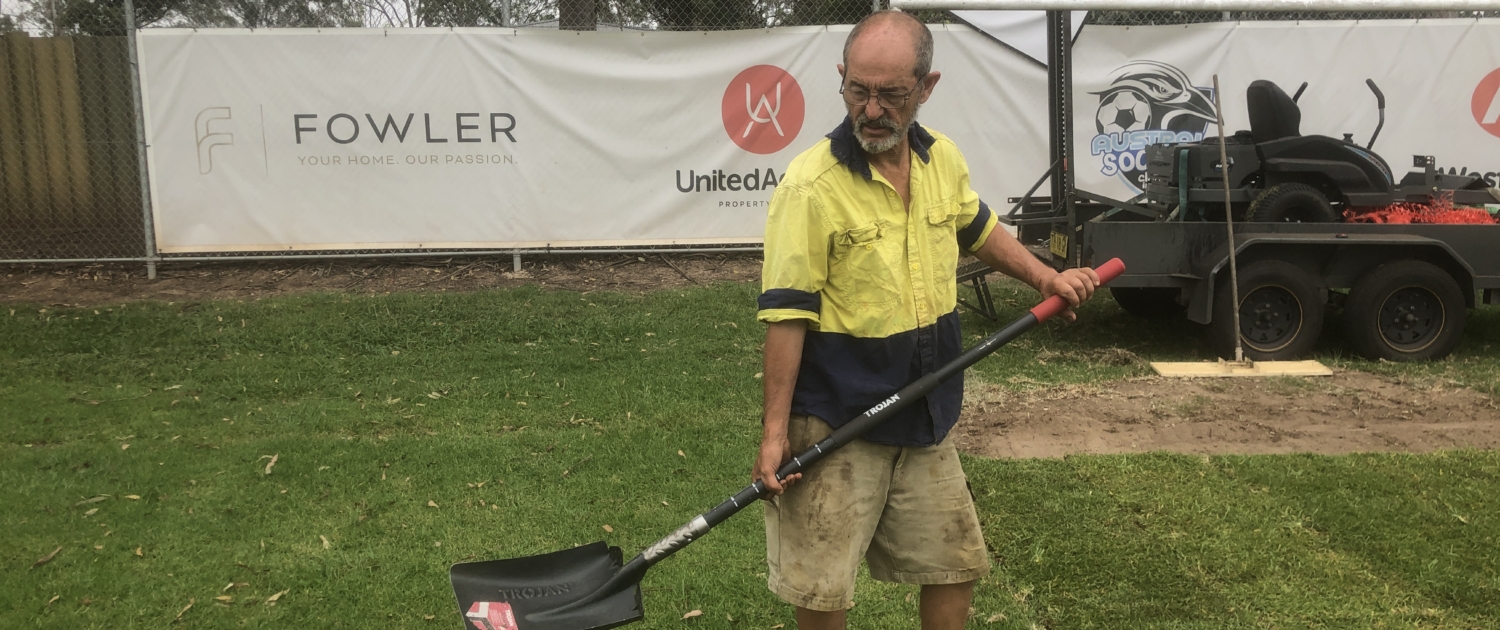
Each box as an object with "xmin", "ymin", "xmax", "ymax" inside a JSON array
[{"xmin": 862, "ymin": 98, "xmax": 885, "ymax": 121}]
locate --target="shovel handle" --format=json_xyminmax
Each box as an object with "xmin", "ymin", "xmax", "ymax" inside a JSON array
[
  {"xmin": 582, "ymin": 258, "xmax": 1126, "ymax": 606},
  {"xmin": 703, "ymin": 258, "xmax": 1126, "ymax": 530},
  {"xmin": 628, "ymin": 259, "xmax": 1126, "ymax": 567}
]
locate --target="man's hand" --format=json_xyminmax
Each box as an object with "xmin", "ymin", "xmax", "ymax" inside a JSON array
[
  {"xmin": 1039, "ymin": 267, "xmax": 1101, "ymax": 322},
  {"xmin": 753, "ymin": 430, "xmax": 802, "ymax": 496}
]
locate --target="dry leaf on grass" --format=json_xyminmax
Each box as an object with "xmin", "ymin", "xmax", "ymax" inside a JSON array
[
  {"xmin": 986, "ymin": 612, "xmax": 1007, "ymax": 623},
  {"xmin": 602, "ymin": 525, "xmax": 613, "ymax": 533},
  {"xmin": 320, "ymin": 535, "xmax": 331, "ymax": 549},
  {"xmin": 771, "ymin": 624, "xmax": 785, "ymax": 629},
  {"xmin": 215, "ymin": 595, "xmax": 233, "ymax": 603},
  {"xmin": 266, "ymin": 590, "xmax": 288, "ymax": 605},
  {"xmin": 124, "ymin": 495, "xmax": 140, "ymax": 500},
  {"xmin": 428, "ymin": 500, "xmax": 439, "ymax": 508},
  {"xmin": 47, "ymin": 595, "xmax": 60, "ymax": 606},
  {"xmin": 31, "ymin": 547, "xmax": 61, "ymax": 569},
  {"xmin": 121, "ymin": 444, "xmax": 130, "ymax": 450},
  {"xmin": 83, "ymin": 508, "xmax": 98, "ymax": 517},
  {"xmin": 681, "ymin": 609, "xmax": 702, "ymax": 619},
  {"xmin": 75, "ymin": 495, "xmax": 109, "ymax": 506},
  {"xmin": 173, "ymin": 598, "xmax": 194, "ymax": 622},
  {"xmin": 260, "ymin": 454, "xmax": 279, "ymax": 475},
  {"xmin": 677, "ymin": 450, "xmax": 685, "ymax": 458},
  {"xmin": 134, "ymin": 547, "xmax": 143, "ymax": 557},
  {"xmin": 424, "ymin": 615, "xmax": 435, "ymax": 620}
]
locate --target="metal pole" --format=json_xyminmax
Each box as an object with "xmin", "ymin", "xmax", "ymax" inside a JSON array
[
  {"xmin": 502, "ymin": 0, "xmax": 511, "ymax": 26},
  {"xmin": 1212, "ymin": 75, "xmax": 1244, "ymax": 363},
  {"xmin": 1045, "ymin": 10, "xmax": 1076, "ymax": 265},
  {"xmin": 513, "ymin": 252, "xmax": 521, "ymax": 272},
  {"xmin": 873, "ymin": 0, "xmax": 882, "ymax": 13},
  {"xmin": 123, "ymin": 0, "xmax": 158, "ymax": 280}
]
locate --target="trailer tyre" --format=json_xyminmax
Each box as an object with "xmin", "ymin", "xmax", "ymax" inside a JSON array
[
  {"xmin": 1211, "ymin": 260, "xmax": 1324, "ymax": 360},
  {"xmin": 1248, "ymin": 183, "xmax": 1336, "ymax": 223},
  {"xmin": 1111, "ymin": 287, "xmax": 1186, "ymax": 319},
  {"xmin": 1344, "ymin": 260, "xmax": 1466, "ymax": 362}
]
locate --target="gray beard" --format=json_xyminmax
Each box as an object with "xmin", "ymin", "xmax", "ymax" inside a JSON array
[{"xmin": 854, "ymin": 103, "xmax": 921, "ymax": 155}]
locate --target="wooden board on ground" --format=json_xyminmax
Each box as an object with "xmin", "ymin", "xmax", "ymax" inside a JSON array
[{"xmin": 1150, "ymin": 360, "xmax": 1333, "ymax": 378}]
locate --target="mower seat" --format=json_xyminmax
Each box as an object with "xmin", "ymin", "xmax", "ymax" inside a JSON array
[{"xmin": 1247, "ymin": 80, "xmax": 1301, "ymax": 143}]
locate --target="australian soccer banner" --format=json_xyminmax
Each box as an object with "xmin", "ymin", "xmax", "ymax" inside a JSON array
[
  {"xmin": 1073, "ymin": 18, "xmax": 1500, "ymax": 201},
  {"xmin": 137, "ymin": 26, "xmax": 1046, "ymax": 253}
]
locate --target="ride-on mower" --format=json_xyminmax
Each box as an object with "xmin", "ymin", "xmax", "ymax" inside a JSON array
[{"xmin": 1143, "ymin": 79, "xmax": 1500, "ymax": 223}]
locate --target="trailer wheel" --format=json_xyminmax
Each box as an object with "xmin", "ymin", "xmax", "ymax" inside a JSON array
[
  {"xmin": 1211, "ymin": 260, "xmax": 1324, "ymax": 360},
  {"xmin": 1110, "ymin": 287, "xmax": 1186, "ymax": 319},
  {"xmin": 1343, "ymin": 260, "xmax": 1466, "ymax": 362},
  {"xmin": 1248, "ymin": 183, "xmax": 1336, "ymax": 223}
]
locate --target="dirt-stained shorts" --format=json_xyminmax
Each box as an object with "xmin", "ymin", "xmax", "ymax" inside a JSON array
[{"xmin": 764, "ymin": 414, "xmax": 991, "ymax": 612}]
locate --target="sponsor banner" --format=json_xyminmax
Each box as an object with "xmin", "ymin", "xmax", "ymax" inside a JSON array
[
  {"xmin": 1074, "ymin": 19, "xmax": 1500, "ymax": 199},
  {"xmin": 138, "ymin": 26, "xmax": 1046, "ymax": 253}
]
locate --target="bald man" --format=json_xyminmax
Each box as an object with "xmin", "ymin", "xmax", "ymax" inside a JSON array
[{"xmin": 753, "ymin": 10, "xmax": 1099, "ymax": 630}]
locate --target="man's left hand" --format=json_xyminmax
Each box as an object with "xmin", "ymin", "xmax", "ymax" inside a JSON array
[{"xmin": 1040, "ymin": 267, "xmax": 1100, "ymax": 322}]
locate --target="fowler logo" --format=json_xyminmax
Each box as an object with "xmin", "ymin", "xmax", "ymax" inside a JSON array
[
  {"xmin": 721, "ymin": 65, "xmax": 804, "ymax": 155},
  {"xmin": 194, "ymin": 107, "xmax": 234, "ymax": 175},
  {"xmin": 1473, "ymin": 67, "xmax": 1500, "ymax": 139}
]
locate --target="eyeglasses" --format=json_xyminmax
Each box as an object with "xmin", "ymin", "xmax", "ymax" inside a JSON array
[{"xmin": 839, "ymin": 84, "xmax": 920, "ymax": 110}]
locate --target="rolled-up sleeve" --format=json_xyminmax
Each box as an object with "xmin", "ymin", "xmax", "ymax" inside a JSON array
[{"xmin": 758, "ymin": 184, "xmax": 828, "ymax": 328}]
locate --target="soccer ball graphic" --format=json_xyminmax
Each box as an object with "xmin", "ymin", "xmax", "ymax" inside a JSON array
[{"xmin": 1096, "ymin": 89, "xmax": 1152, "ymax": 134}]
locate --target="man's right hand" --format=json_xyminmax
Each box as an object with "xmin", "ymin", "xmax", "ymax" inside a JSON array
[{"xmin": 754, "ymin": 431, "xmax": 802, "ymax": 496}]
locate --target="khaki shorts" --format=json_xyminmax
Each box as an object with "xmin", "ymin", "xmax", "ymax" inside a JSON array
[{"xmin": 764, "ymin": 414, "xmax": 990, "ymax": 611}]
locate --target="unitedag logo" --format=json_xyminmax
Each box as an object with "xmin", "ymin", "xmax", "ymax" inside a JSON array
[
  {"xmin": 1474, "ymin": 67, "xmax": 1500, "ymax": 139},
  {"xmin": 721, "ymin": 65, "xmax": 804, "ymax": 155}
]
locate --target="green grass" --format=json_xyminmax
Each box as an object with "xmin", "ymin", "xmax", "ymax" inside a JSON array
[{"xmin": 1, "ymin": 281, "xmax": 1497, "ymax": 628}]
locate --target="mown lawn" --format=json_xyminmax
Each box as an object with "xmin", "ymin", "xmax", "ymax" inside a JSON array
[{"xmin": 1, "ymin": 280, "xmax": 1497, "ymax": 629}]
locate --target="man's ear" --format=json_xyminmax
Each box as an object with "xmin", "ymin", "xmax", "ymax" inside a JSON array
[
  {"xmin": 837, "ymin": 63, "xmax": 846, "ymax": 78},
  {"xmin": 917, "ymin": 71, "xmax": 942, "ymax": 104}
]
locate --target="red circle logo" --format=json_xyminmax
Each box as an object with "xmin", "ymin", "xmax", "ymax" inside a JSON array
[
  {"xmin": 722, "ymin": 65, "xmax": 805, "ymax": 155},
  {"xmin": 1473, "ymin": 67, "xmax": 1500, "ymax": 139}
]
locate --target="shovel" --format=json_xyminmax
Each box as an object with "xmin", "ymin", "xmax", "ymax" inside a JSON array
[{"xmin": 450, "ymin": 257, "xmax": 1127, "ymax": 630}]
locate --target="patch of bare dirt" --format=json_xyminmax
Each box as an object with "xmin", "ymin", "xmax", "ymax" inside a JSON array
[
  {"xmin": 956, "ymin": 370, "xmax": 1500, "ymax": 458},
  {"xmin": 0, "ymin": 254, "xmax": 763, "ymax": 306}
]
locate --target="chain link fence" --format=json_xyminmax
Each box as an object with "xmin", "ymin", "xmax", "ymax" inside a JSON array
[
  {"xmin": 2, "ymin": 1, "xmax": 148, "ymax": 261},
  {"xmin": 1, "ymin": 2, "xmax": 1492, "ymax": 265}
]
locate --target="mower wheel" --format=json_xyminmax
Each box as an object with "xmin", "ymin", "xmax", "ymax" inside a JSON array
[
  {"xmin": 1110, "ymin": 287, "xmax": 1186, "ymax": 319},
  {"xmin": 1343, "ymin": 260, "xmax": 1466, "ymax": 361},
  {"xmin": 1211, "ymin": 260, "xmax": 1324, "ymax": 360},
  {"xmin": 1248, "ymin": 183, "xmax": 1336, "ymax": 223}
]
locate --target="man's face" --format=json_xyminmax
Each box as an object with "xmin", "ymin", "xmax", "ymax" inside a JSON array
[{"xmin": 839, "ymin": 27, "xmax": 932, "ymax": 155}]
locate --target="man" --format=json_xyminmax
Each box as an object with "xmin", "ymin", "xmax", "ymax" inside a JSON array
[{"xmin": 753, "ymin": 11, "xmax": 1100, "ymax": 630}]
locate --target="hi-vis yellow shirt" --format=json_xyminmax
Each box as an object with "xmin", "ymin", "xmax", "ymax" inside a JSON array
[{"xmin": 757, "ymin": 118, "xmax": 998, "ymax": 447}]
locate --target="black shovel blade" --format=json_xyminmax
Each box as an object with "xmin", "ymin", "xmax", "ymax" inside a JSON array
[{"xmin": 450, "ymin": 541, "xmax": 644, "ymax": 630}]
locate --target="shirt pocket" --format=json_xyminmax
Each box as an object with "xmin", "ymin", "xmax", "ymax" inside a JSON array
[
  {"xmin": 925, "ymin": 199, "xmax": 961, "ymax": 283},
  {"xmin": 831, "ymin": 222, "xmax": 900, "ymax": 307}
]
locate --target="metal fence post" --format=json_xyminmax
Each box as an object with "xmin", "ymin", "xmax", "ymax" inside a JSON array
[
  {"xmin": 502, "ymin": 0, "xmax": 511, "ymax": 26},
  {"xmin": 123, "ymin": 0, "xmax": 158, "ymax": 279}
]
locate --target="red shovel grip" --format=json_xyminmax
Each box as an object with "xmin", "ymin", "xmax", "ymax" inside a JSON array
[{"xmin": 1028, "ymin": 258, "xmax": 1126, "ymax": 323}]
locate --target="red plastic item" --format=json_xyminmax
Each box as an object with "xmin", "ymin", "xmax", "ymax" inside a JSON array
[{"xmin": 1344, "ymin": 191, "xmax": 1497, "ymax": 225}]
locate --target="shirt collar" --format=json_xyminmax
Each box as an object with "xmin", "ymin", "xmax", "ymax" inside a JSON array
[{"xmin": 826, "ymin": 116, "xmax": 935, "ymax": 181}]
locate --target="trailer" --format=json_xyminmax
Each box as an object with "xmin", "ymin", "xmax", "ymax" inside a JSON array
[{"xmin": 895, "ymin": 0, "xmax": 1500, "ymax": 362}]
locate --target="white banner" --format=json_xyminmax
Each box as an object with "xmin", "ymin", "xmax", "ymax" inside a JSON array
[
  {"xmin": 138, "ymin": 26, "xmax": 1046, "ymax": 253},
  {"xmin": 1073, "ymin": 18, "xmax": 1500, "ymax": 200}
]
